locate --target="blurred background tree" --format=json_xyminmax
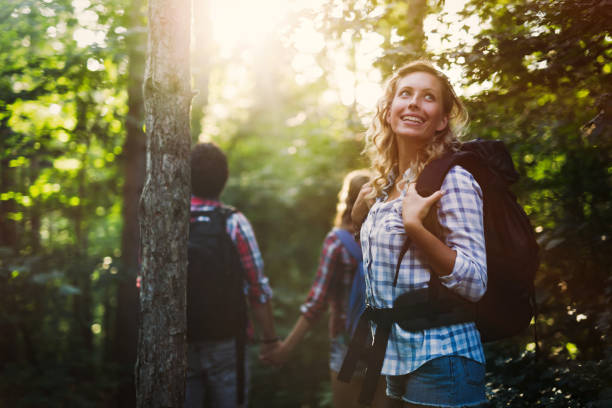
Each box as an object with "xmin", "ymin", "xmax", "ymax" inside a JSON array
[{"xmin": 0, "ymin": 0, "xmax": 610, "ymax": 406}]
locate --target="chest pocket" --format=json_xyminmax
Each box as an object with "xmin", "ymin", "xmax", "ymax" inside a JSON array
[{"xmin": 378, "ymin": 200, "xmax": 405, "ymax": 235}]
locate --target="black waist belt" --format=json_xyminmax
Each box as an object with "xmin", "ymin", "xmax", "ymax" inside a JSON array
[{"xmin": 337, "ymin": 290, "xmax": 476, "ymax": 406}]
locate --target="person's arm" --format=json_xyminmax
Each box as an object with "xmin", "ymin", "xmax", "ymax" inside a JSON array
[
  {"xmin": 261, "ymin": 233, "xmax": 344, "ymax": 366},
  {"xmin": 230, "ymin": 212, "xmax": 280, "ymax": 348},
  {"xmin": 251, "ymin": 301, "xmax": 280, "ymax": 355},
  {"xmin": 231, "ymin": 211, "xmax": 274, "ymax": 303},
  {"xmin": 351, "ymin": 183, "xmax": 375, "ymax": 231},
  {"xmin": 261, "ymin": 315, "xmax": 312, "ymax": 366},
  {"xmin": 401, "ymin": 167, "xmax": 487, "ymax": 302},
  {"xmin": 401, "ymin": 183, "xmax": 455, "ymax": 277},
  {"xmin": 295, "ymin": 233, "xmax": 344, "ymax": 324}
]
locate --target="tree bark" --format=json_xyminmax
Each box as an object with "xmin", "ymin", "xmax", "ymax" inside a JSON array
[{"xmin": 135, "ymin": 0, "xmax": 191, "ymax": 406}]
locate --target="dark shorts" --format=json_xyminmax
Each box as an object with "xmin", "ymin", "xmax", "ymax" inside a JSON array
[{"xmin": 386, "ymin": 356, "xmax": 487, "ymax": 407}]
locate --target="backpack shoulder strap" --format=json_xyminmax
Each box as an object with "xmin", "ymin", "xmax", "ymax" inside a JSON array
[
  {"xmin": 415, "ymin": 151, "xmax": 458, "ymax": 196},
  {"xmin": 191, "ymin": 203, "xmax": 235, "ymax": 218},
  {"xmin": 193, "ymin": 205, "xmax": 236, "ymax": 230},
  {"xmin": 217, "ymin": 204, "xmax": 237, "ymax": 220},
  {"xmin": 415, "ymin": 149, "xmax": 491, "ymax": 195},
  {"xmin": 333, "ymin": 229, "xmax": 362, "ymax": 262},
  {"xmin": 393, "ymin": 149, "xmax": 487, "ymax": 287}
]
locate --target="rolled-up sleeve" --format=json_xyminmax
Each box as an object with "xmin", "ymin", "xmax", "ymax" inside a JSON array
[
  {"xmin": 436, "ymin": 166, "xmax": 487, "ymax": 302},
  {"xmin": 229, "ymin": 211, "xmax": 273, "ymax": 305},
  {"xmin": 299, "ymin": 233, "xmax": 346, "ymax": 322}
]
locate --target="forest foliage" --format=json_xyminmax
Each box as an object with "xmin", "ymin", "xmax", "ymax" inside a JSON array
[{"xmin": 1, "ymin": 0, "xmax": 610, "ymax": 407}]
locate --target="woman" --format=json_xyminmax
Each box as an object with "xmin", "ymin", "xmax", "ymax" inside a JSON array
[
  {"xmin": 262, "ymin": 169, "xmax": 387, "ymax": 408},
  {"xmin": 352, "ymin": 61, "xmax": 488, "ymax": 407}
]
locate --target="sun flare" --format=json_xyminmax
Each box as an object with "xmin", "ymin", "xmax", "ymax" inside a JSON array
[
  {"xmin": 208, "ymin": 0, "xmax": 324, "ymax": 53},
  {"xmin": 198, "ymin": 0, "xmax": 478, "ymax": 134}
]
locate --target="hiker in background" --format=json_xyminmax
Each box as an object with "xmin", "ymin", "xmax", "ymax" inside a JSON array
[
  {"xmin": 348, "ymin": 61, "xmax": 488, "ymax": 407},
  {"xmin": 261, "ymin": 169, "xmax": 388, "ymax": 408},
  {"xmin": 186, "ymin": 142, "xmax": 280, "ymax": 408}
]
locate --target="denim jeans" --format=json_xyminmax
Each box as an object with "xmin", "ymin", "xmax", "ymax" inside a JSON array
[
  {"xmin": 386, "ymin": 356, "xmax": 487, "ymax": 407},
  {"xmin": 184, "ymin": 339, "xmax": 249, "ymax": 408}
]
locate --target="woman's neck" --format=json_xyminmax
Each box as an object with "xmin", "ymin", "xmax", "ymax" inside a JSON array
[{"xmin": 397, "ymin": 142, "xmax": 420, "ymax": 178}]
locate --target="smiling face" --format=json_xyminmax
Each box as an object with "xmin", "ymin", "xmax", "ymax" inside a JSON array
[{"xmin": 386, "ymin": 71, "xmax": 449, "ymax": 149}]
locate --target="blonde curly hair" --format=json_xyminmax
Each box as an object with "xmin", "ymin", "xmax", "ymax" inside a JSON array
[{"xmin": 365, "ymin": 60, "xmax": 469, "ymax": 198}]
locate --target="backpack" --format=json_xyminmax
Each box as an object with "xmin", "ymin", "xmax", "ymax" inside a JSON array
[
  {"xmin": 187, "ymin": 205, "xmax": 248, "ymax": 404},
  {"xmin": 396, "ymin": 138, "xmax": 540, "ymax": 342},
  {"xmin": 338, "ymin": 139, "xmax": 540, "ymax": 406},
  {"xmin": 187, "ymin": 205, "xmax": 247, "ymax": 342},
  {"xmin": 333, "ymin": 229, "xmax": 365, "ymax": 336}
]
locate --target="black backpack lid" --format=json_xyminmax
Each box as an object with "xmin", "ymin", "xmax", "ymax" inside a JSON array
[
  {"xmin": 460, "ymin": 139, "xmax": 519, "ymax": 184},
  {"xmin": 416, "ymin": 139, "xmax": 518, "ymax": 197}
]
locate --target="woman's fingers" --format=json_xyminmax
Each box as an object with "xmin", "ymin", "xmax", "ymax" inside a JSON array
[
  {"xmin": 407, "ymin": 182, "xmax": 444, "ymax": 203},
  {"xmin": 426, "ymin": 189, "xmax": 445, "ymax": 205},
  {"xmin": 402, "ymin": 183, "xmax": 444, "ymax": 226}
]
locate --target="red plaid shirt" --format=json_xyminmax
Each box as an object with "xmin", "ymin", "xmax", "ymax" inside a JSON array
[{"xmin": 300, "ymin": 229, "xmax": 358, "ymax": 325}]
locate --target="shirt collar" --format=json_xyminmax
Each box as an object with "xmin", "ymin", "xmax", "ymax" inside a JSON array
[
  {"xmin": 380, "ymin": 168, "xmax": 415, "ymax": 201},
  {"xmin": 191, "ymin": 196, "xmax": 221, "ymax": 207}
]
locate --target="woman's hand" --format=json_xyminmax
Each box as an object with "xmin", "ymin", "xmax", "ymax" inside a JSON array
[
  {"xmin": 259, "ymin": 339, "xmax": 290, "ymax": 367},
  {"xmin": 401, "ymin": 183, "xmax": 444, "ymax": 233},
  {"xmin": 351, "ymin": 183, "xmax": 375, "ymax": 229}
]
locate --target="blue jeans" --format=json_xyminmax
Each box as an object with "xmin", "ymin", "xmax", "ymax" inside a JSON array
[
  {"xmin": 184, "ymin": 339, "xmax": 249, "ymax": 408},
  {"xmin": 386, "ymin": 356, "xmax": 487, "ymax": 407}
]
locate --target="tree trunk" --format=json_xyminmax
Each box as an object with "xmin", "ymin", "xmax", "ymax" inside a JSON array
[
  {"xmin": 76, "ymin": 148, "xmax": 93, "ymax": 352},
  {"xmin": 70, "ymin": 98, "xmax": 93, "ymax": 354},
  {"xmin": 0, "ymin": 124, "xmax": 17, "ymax": 250},
  {"xmin": 404, "ymin": 0, "xmax": 427, "ymax": 56},
  {"xmin": 378, "ymin": 0, "xmax": 429, "ymax": 77},
  {"xmin": 27, "ymin": 156, "xmax": 42, "ymax": 252},
  {"xmin": 114, "ymin": 0, "xmax": 146, "ymax": 405},
  {"xmin": 135, "ymin": 0, "xmax": 191, "ymax": 406}
]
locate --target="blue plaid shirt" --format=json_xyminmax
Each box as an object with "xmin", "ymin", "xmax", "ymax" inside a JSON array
[{"xmin": 360, "ymin": 165, "xmax": 487, "ymax": 375}]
